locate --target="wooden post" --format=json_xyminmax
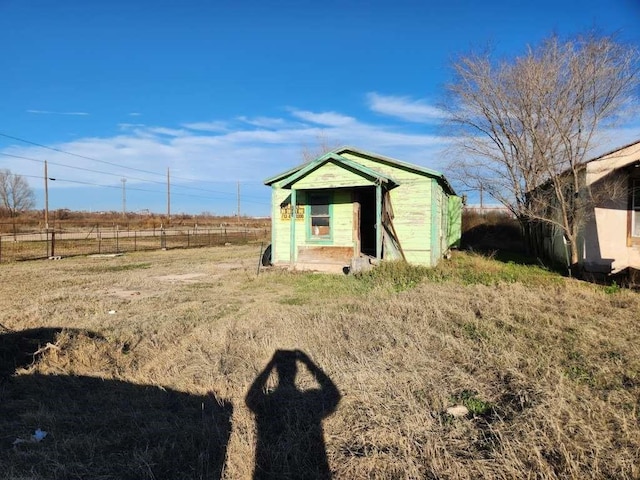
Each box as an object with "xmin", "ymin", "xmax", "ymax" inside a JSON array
[
  {"xmin": 167, "ymin": 168, "xmax": 171, "ymax": 227},
  {"xmin": 237, "ymin": 181, "xmax": 241, "ymax": 225},
  {"xmin": 430, "ymin": 179, "xmax": 439, "ymax": 266},
  {"xmin": 376, "ymin": 184, "xmax": 382, "ymax": 261},
  {"xmin": 44, "ymin": 160, "xmax": 49, "ymax": 231},
  {"xmin": 290, "ymin": 189, "xmax": 297, "ymax": 267}
]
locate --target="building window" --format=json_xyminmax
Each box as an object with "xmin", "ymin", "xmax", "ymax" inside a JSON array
[
  {"xmin": 308, "ymin": 193, "xmax": 331, "ymax": 240},
  {"xmin": 632, "ymin": 179, "xmax": 640, "ymax": 237}
]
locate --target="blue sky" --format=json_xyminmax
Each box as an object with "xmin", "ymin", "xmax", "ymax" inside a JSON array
[{"xmin": 1, "ymin": 0, "xmax": 640, "ymax": 216}]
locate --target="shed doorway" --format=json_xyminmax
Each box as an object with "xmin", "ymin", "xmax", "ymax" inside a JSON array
[{"xmin": 356, "ymin": 187, "xmax": 377, "ymax": 257}]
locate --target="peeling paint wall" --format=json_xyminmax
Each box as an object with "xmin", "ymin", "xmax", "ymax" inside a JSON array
[{"xmin": 269, "ymin": 151, "xmax": 461, "ymax": 267}]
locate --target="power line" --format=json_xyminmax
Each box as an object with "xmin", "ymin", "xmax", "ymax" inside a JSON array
[
  {"xmin": 0, "ymin": 132, "xmax": 163, "ymax": 177},
  {"xmin": 0, "ymin": 151, "xmax": 266, "ymax": 200},
  {"xmin": 0, "ymin": 131, "xmax": 267, "ymax": 197},
  {"xmin": 14, "ymin": 171, "xmax": 268, "ymax": 203}
]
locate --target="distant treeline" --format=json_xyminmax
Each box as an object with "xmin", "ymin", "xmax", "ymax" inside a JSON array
[{"xmin": 0, "ymin": 208, "xmax": 270, "ymax": 234}]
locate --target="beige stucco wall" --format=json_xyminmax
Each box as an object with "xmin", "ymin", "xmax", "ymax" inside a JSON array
[
  {"xmin": 585, "ymin": 207, "xmax": 640, "ymax": 272},
  {"xmin": 581, "ymin": 142, "xmax": 640, "ymax": 272},
  {"xmin": 586, "ymin": 142, "xmax": 640, "ymax": 184}
]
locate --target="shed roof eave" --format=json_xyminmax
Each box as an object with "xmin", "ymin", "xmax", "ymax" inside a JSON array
[
  {"xmin": 264, "ymin": 145, "xmax": 457, "ymax": 196},
  {"xmin": 333, "ymin": 146, "xmax": 457, "ymax": 195},
  {"xmin": 277, "ymin": 154, "xmax": 399, "ymax": 190}
]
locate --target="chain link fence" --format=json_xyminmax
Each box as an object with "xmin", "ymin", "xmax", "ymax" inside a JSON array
[{"xmin": 0, "ymin": 226, "xmax": 270, "ymax": 263}]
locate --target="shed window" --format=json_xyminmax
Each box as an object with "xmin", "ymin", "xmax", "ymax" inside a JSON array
[
  {"xmin": 632, "ymin": 179, "xmax": 640, "ymax": 237},
  {"xmin": 309, "ymin": 194, "xmax": 331, "ymax": 239}
]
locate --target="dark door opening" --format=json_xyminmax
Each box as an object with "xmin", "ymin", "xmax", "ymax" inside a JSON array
[{"xmin": 357, "ymin": 187, "xmax": 377, "ymax": 257}]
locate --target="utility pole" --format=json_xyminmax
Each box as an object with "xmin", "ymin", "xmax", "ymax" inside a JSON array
[
  {"xmin": 237, "ymin": 181, "xmax": 240, "ymax": 224},
  {"xmin": 44, "ymin": 160, "xmax": 49, "ymax": 230},
  {"xmin": 121, "ymin": 178, "xmax": 127, "ymax": 219},
  {"xmin": 167, "ymin": 167, "xmax": 171, "ymax": 226}
]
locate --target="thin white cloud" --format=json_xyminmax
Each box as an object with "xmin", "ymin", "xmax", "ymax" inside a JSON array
[
  {"xmin": 367, "ymin": 92, "xmax": 447, "ymax": 123},
  {"xmin": 236, "ymin": 116, "xmax": 301, "ymax": 129},
  {"xmin": 289, "ymin": 109, "xmax": 356, "ymax": 127},
  {"xmin": 146, "ymin": 127, "xmax": 191, "ymax": 137},
  {"xmin": 183, "ymin": 121, "xmax": 229, "ymax": 132},
  {"xmin": 1, "ymin": 106, "xmax": 457, "ymax": 216},
  {"xmin": 128, "ymin": 112, "xmax": 142, "ymax": 117},
  {"xmin": 118, "ymin": 123, "xmax": 146, "ymax": 130},
  {"xmin": 4, "ymin": 109, "xmax": 453, "ymax": 185},
  {"xmin": 27, "ymin": 109, "xmax": 89, "ymax": 116}
]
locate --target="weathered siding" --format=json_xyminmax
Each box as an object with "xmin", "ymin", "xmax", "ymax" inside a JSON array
[
  {"xmin": 269, "ymin": 149, "xmax": 461, "ymax": 268},
  {"xmin": 272, "ymin": 188, "xmax": 296, "ymax": 264},
  {"xmin": 389, "ymin": 182, "xmax": 432, "ymax": 265},
  {"xmin": 291, "ymin": 162, "xmax": 374, "ymax": 190},
  {"xmin": 271, "ymin": 188, "xmax": 355, "ymax": 265},
  {"xmin": 447, "ymin": 195, "xmax": 463, "ymax": 249},
  {"xmin": 330, "ymin": 189, "xmax": 355, "ymax": 247},
  {"xmin": 341, "ymin": 152, "xmax": 434, "ymax": 265}
]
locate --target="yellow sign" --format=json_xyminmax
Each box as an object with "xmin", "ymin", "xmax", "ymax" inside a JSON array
[{"xmin": 280, "ymin": 205, "xmax": 304, "ymax": 221}]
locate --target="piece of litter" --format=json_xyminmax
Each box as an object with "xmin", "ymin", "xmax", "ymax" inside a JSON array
[
  {"xmin": 32, "ymin": 429, "xmax": 47, "ymax": 442},
  {"xmin": 13, "ymin": 429, "xmax": 48, "ymax": 446},
  {"xmin": 108, "ymin": 310, "xmax": 116, "ymax": 314},
  {"xmin": 446, "ymin": 405, "xmax": 469, "ymax": 417}
]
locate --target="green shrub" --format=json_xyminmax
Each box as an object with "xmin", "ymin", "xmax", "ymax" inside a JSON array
[
  {"xmin": 358, "ymin": 261, "xmax": 431, "ymax": 292},
  {"xmin": 603, "ymin": 281, "xmax": 621, "ymax": 295},
  {"xmin": 451, "ymin": 390, "xmax": 494, "ymax": 417}
]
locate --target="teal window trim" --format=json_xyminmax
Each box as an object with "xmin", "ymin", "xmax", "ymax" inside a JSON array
[{"xmin": 305, "ymin": 191, "xmax": 334, "ymax": 244}]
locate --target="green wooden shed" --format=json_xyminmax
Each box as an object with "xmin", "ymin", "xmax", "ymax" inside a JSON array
[{"xmin": 264, "ymin": 146, "xmax": 462, "ymax": 272}]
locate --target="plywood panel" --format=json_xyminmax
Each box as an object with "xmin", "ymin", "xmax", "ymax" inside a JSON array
[
  {"xmin": 297, "ymin": 246, "xmax": 353, "ymax": 264},
  {"xmin": 331, "ymin": 189, "xmax": 355, "ymax": 247}
]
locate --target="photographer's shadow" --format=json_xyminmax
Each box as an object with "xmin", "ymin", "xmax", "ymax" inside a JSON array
[{"xmin": 246, "ymin": 350, "xmax": 341, "ymax": 480}]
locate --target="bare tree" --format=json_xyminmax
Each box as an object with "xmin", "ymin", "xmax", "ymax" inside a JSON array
[
  {"xmin": 0, "ymin": 169, "xmax": 35, "ymax": 237},
  {"xmin": 446, "ymin": 32, "xmax": 639, "ymax": 268},
  {"xmin": 301, "ymin": 132, "xmax": 341, "ymax": 162}
]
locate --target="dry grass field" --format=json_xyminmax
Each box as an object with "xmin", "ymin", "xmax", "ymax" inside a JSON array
[{"xmin": 1, "ymin": 245, "xmax": 639, "ymax": 479}]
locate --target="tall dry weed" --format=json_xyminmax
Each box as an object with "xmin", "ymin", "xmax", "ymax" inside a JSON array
[{"xmin": 0, "ymin": 246, "xmax": 638, "ymax": 479}]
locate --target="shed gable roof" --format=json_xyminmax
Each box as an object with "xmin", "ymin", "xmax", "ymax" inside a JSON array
[
  {"xmin": 264, "ymin": 146, "xmax": 456, "ymax": 195},
  {"xmin": 277, "ymin": 152, "xmax": 399, "ymax": 190}
]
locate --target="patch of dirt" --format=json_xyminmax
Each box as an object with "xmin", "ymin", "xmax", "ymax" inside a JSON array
[
  {"xmin": 109, "ymin": 289, "xmax": 152, "ymax": 300},
  {"xmin": 214, "ymin": 262, "xmax": 247, "ymax": 271},
  {"xmin": 153, "ymin": 273, "xmax": 209, "ymax": 283}
]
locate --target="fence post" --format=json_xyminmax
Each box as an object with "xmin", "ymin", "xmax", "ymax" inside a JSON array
[
  {"xmin": 187, "ymin": 230, "xmax": 190, "ymax": 248},
  {"xmin": 116, "ymin": 228, "xmax": 119, "ymax": 253},
  {"xmin": 134, "ymin": 231, "xmax": 137, "ymax": 251},
  {"xmin": 51, "ymin": 231, "xmax": 55, "ymax": 257},
  {"xmin": 0, "ymin": 234, "xmax": 2, "ymax": 263}
]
